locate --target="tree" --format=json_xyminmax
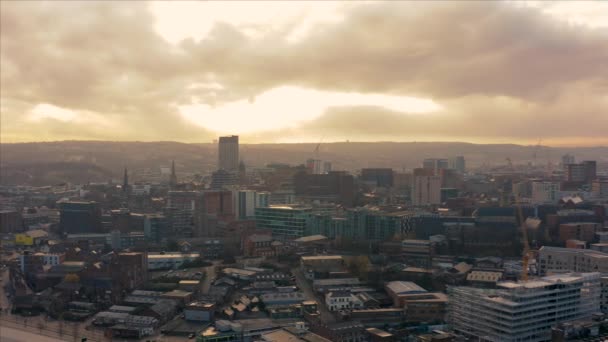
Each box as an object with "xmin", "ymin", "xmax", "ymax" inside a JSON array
[
  {"xmin": 166, "ymin": 239, "xmax": 179, "ymax": 251},
  {"xmin": 347, "ymin": 256, "xmax": 370, "ymax": 280}
]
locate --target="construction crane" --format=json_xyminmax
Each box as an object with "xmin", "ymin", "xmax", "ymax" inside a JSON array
[
  {"xmin": 532, "ymin": 138, "xmax": 542, "ymax": 167},
  {"xmin": 514, "ymin": 195, "xmax": 532, "ymax": 281}
]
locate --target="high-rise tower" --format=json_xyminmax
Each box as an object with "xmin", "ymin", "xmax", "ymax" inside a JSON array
[
  {"xmin": 218, "ymin": 135, "xmax": 239, "ymax": 171},
  {"xmin": 169, "ymin": 160, "xmax": 178, "ymax": 188},
  {"xmin": 123, "ymin": 167, "xmax": 129, "ymax": 192}
]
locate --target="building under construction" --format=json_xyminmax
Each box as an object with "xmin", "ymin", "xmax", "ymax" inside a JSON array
[{"xmin": 448, "ymin": 272, "xmax": 600, "ymax": 342}]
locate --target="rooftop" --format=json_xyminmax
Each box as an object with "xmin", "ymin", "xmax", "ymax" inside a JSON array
[
  {"xmin": 385, "ymin": 281, "xmax": 427, "ymax": 295},
  {"xmin": 293, "ymin": 235, "xmax": 328, "ymax": 243},
  {"xmin": 301, "ymin": 255, "xmax": 343, "ymax": 261}
]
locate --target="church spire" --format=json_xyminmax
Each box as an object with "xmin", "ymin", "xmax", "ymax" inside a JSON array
[
  {"xmin": 169, "ymin": 160, "xmax": 177, "ymax": 188},
  {"xmin": 123, "ymin": 167, "xmax": 129, "ymax": 192}
]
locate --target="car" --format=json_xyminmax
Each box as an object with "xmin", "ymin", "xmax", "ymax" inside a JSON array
[{"xmin": 188, "ymin": 333, "xmax": 195, "ymax": 339}]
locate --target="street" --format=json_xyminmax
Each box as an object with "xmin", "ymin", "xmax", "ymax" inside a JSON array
[{"xmin": 291, "ymin": 267, "xmax": 336, "ymax": 323}]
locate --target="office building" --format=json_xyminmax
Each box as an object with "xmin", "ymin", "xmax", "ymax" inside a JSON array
[
  {"xmin": 361, "ymin": 168, "xmax": 394, "ymax": 187},
  {"xmin": 558, "ymin": 222, "xmax": 601, "ymax": 243},
  {"xmin": 306, "ymin": 159, "xmax": 323, "ymax": 174},
  {"xmin": 118, "ymin": 252, "xmax": 148, "ymax": 290},
  {"xmin": 234, "ymin": 190, "xmax": 255, "ymax": 220},
  {"xmin": 412, "ymin": 175, "xmax": 441, "ymax": 206},
  {"xmin": 538, "ymin": 246, "xmax": 608, "ymax": 275},
  {"xmin": 147, "ymin": 252, "xmax": 200, "ymax": 270},
  {"xmin": 0, "ymin": 209, "xmax": 22, "ymax": 233},
  {"xmin": 196, "ymin": 190, "xmax": 234, "ymax": 236},
  {"xmin": 218, "ymin": 135, "xmax": 239, "ymax": 171},
  {"xmin": 58, "ymin": 201, "xmax": 102, "ymax": 234},
  {"xmin": 566, "ymin": 161, "xmax": 597, "ymax": 183},
  {"xmin": 531, "ymin": 181, "xmax": 560, "ymax": 204},
  {"xmin": 210, "ymin": 169, "xmax": 238, "ymax": 190},
  {"xmin": 166, "ymin": 191, "xmax": 197, "ymax": 237},
  {"xmin": 592, "ymin": 181, "xmax": 608, "ymax": 198},
  {"xmin": 255, "ymin": 205, "xmax": 312, "ymax": 240},
  {"xmin": 562, "ymin": 154, "xmax": 575, "ymax": 170},
  {"xmin": 144, "ymin": 214, "xmax": 167, "ymax": 243},
  {"xmin": 422, "ymin": 158, "xmax": 448, "ymax": 175},
  {"xmin": 294, "ymin": 171, "xmax": 355, "ymax": 207},
  {"xmin": 449, "ymin": 272, "xmax": 601, "ymax": 342},
  {"xmin": 449, "ymin": 156, "xmax": 466, "ymax": 174}
]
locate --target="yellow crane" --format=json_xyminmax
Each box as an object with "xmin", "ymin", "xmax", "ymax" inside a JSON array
[{"xmin": 514, "ymin": 196, "xmax": 532, "ymax": 281}]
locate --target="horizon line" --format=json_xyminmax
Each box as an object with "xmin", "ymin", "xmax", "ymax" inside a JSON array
[{"xmin": 1, "ymin": 139, "xmax": 607, "ymax": 149}]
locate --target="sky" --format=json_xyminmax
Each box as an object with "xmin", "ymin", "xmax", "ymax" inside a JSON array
[{"xmin": 1, "ymin": 1, "xmax": 607, "ymax": 146}]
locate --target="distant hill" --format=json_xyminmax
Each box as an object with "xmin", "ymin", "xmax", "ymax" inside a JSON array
[{"xmin": 1, "ymin": 141, "xmax": 606, "ymax": 185}]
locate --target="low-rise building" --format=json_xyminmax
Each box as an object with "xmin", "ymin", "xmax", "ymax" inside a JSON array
[
  {"xmin": 384, "ymin": 281, "xmax": 427, "ymax": 307},
  {"xmin": 325, "ymin": 291, "xmax": 363, "ymax": 311},
  {"xmin": 538, "ymin": 246, "xmax": 608, "ymax": 275},
  {"xmin": 184, "ymin": 301, "xmax": 215, "ymax": 321},
  {"xmin": 147, "ymin": 252, "xmax": 200, "ymax": 270}
]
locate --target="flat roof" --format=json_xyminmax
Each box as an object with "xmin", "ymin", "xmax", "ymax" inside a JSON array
[
  {"xmin": 148, "ymin": 253, "xmax": 200, "ymax": 259},
  {"xmin": 301, "ymin": 255, "xmax": 342, "ymax": 261},
  {"xmin": 386, "ymin": 281, "xmax": 427, "ymax": 295},
  {"xmin": 365, "ymin": 328, "xmax": 394, "ymax": 337}
]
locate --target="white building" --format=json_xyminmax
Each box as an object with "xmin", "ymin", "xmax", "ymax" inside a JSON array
[
  {"xmin": 19, "ymin": 252, "xmax": 65, "ymax": 272},
  {"xmin": 411, "ymin": 175, "xmax": 441, "ymax": 205},
  {"xmin": 532, "ymin": 181, "xmax": 560, "ymax": 204},
  {"xmin": 449, "ymin": 272, "xmax": 601, "ymax": 342},
  {"xmin": 538, "ymin": 246, "xmax": 608, "ymax": 275},
  {"xmin": 325, "ymin": 291, "xmax": 363, "ymax": 311},
  {"xmin": 147, "ymin": 253, "xmax": 200, "ymax": 270}
]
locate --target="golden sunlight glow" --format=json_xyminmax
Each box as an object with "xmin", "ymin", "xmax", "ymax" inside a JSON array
[{"xmin": 179, "ymin": 86, "xmax": 442, "ymax": 134}]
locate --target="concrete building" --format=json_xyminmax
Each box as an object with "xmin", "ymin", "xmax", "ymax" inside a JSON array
[
  {"xmin": 449, "ymin": 272, "xmax": 601, "ymax": 342},
  {"xmin": 255, "ymin": 205, "xmax": 312, "ymax": 240},
  {"xmin": 0, "ymin": 209, "xmax": 22, "ymax": 233},
  {"xmin": 422, "ymin": 159, "xmax": 449, "ymax": 175},
  {"xmin": 384, "ymin": 281, "xmax": 427, "ymax": 306},
  {"xmin": 147, "ymin": 252, "xmax": 200, "ymax": 270},
  {"xmin": 293, "ymin": 171, "xmax": 355, "ymax": 206},
  {"xmin": 538, "ymin": 246, "xmax": 608, "ymax": 275},
  {"xmin": 449, "ymin": 156, "xmax": 466, "ymax": 174},
  {"xmin": 412, "ymin": 175, "xmax": 441, "ymax": 206},
  {"xmin": 561, "ymin": 154, "xmax": 575, "ymax": 171},
  {"xmin": 325, "ymin": 291, "xmax": 363, "ymax": 311},
  {"xmin": 566, "ymin": 161, "xmax": 597, "ymax": 183},
  {"xmin": 592, "ymin": 181, "xmax": 608, "ymax": 198},
  {"xmin": 361, "ymin": 168, "xmax": 394, "ymax": 188},
  {"xmin": 558, "ymin": 222, "xmax": 601, "ymax": 243},
  {"xmin": 184, "ymin": 302, "xmax": 215, "ymax": 321},
  {"xmin": 218, "ymin": 135, "xmax": 239, "ymax": 171},
  {"xmin": 532, "ymin": 181, "xmax": 560, "ymax": 204},
  {"xmin": 58, "ymin": 200, "xmax": 102, "ymax": 234},
  {"xmin": 233, "ymin": 190, "xmax": 268, "ymax": 220}
]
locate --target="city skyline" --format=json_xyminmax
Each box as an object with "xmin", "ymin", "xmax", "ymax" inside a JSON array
[{"xmin": 1, "ymin": 1, "xmax": 607, "ymax": 146}]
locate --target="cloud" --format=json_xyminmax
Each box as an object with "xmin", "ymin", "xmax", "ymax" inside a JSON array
[{"xmin": 0, "ymin": 1, "xmax": 606, "ymax": 145}]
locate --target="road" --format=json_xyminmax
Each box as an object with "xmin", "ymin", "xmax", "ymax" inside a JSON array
[
  {"xmin": 291, "ymin": 267, "xmax": 336, "ymax": 323},
  {"xmin": 0, "ymin": 325, "xmax": 65, "ymax": 342}
]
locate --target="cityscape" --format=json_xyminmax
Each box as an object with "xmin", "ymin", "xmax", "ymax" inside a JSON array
[{"xmin": 1, "ymin": 1, "xmax": 608, "ymax": 342}]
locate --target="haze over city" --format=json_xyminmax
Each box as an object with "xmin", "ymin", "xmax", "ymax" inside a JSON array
[
  {"xmin": 2, "ymin": 2, "xmax": 608, "ymax": 342},
  {"xmin": 1, "ymin": 1, "xmax": 607, "ymax": 145}
]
